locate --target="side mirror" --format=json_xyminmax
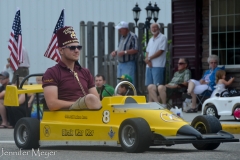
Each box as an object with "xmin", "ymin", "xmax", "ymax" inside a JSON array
[{"xmin": 215, "ymin": 93, "xmax": 220, "ymax": 97}]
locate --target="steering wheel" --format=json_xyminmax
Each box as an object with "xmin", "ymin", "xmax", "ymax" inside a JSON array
[
  {"xmin": 220, "ymin": 90, "xmax": 229, "ymax": 97},
  {"xmin": 114, "ymin": 81, "xmax": 137, "ymax": 96}
]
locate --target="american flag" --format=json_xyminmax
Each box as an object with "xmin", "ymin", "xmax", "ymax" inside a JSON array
[
  {"xmin": 8, "ymin": 9, "xmax": 22, "ymax": 71},
  {"xmin": 44, "ymin": 9, "xmax": 65, "ymax": 62}
]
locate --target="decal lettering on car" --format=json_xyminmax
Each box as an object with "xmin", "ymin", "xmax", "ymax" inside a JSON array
[
  {"xmin": 102, "ymin": 110, "xmax": 110, "ymax": 123},
  {"xmin": 65, "ymin": 115, "xmax": 87, "ymax": 119},
  {"xmin": 160, "ymin": 112, "xmax": 182, "ymax": 122},
  {"xmin": 85, "ymin": 129, "xmax": 94, "ymax": 136},
  {"xmin": 44, "ymin": 125, "xmax": 51, "ymax": 137},
  {"xmin": 75, "ymin": 129, "xmax": 84, "ymax": 136},
  {"xmin": 62, "ymin": 129, "xmax": 74, "ymax": 136}
]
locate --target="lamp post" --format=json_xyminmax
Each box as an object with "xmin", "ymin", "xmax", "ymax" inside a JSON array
[{"xmin": 132, "ymin": 2, "xmax": 160, "ymax": 44}]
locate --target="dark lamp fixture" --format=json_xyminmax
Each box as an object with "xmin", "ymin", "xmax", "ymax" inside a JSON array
[
  {"xmin": 152, "ymin": 2, "xmax": 160, "ymax": 22},
  {"xmin": 145, "ymin": 2, "xmax": 153, "ymax": 21},
  {"xmin": 132, "ymin": 3, "xmax": 141, "ymax": 26}
]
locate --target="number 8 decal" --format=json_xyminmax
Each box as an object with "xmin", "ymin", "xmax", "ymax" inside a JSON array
[{"xmin": 102, "ymin": 110, "xmax": 110, "ymax": 123}]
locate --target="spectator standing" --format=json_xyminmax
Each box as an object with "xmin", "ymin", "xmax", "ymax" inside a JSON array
[
  {"xmin": 111, "ymin": 21, "xmax": 138, "ymax": 85},
  {"xmin": 95, "ymin": 74, "xmax": 114, "ymax": 99},
  {"xmin": 144, "ymin": 23, "xmax": 167, "ymax": 86},
  {"xmin": 43, "ymin": 26, "xmax": 101, "ymax": 111},
  {"xmin": 12, "ymin": 46, "xmax": 30, "ymax": 84}
]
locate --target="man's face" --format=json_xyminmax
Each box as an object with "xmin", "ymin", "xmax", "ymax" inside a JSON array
[
  {"xmin": 36, "ymin": 77, "xmax": 42, "ymax": 84},
  {"xmin": 95, "ymin": 76, "xmax": 105, "ymax": 88},
  {"xmin": 151, "ymin": 24, "xmax": 159, "ymax": 35},
  {"xmin": 0, "ymin": 77, "xmax": 9, "ymax": 86},
  {"xmin": 118, "ymin": 28, "xmax": 128, "ymax": 36},
  {"xmin": 59, "ymin": 42, "xmax": 81, "ymax": 62},
  {"xmin": 118, "ymin": 85, "xmax": 127, "ymax": 95},
  {"xmin": 177, "ymin": 59, "xmax": 187, "ymax": 71}
]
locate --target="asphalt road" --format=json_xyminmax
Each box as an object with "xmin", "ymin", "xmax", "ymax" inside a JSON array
[{"xmin": 0, "ymin": 129, "xmax": 239, "ymax": 160}]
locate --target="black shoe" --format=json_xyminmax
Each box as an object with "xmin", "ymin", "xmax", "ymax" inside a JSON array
[
  {"xmin": 182, "ymin": 93, "xmax": 192, "ymax": 99},
  {"xmin": 186, "ymin": 108, "xmax": 198, "ymax": 113}
]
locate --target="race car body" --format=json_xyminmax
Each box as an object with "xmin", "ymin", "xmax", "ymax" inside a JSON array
[{"xmin": 4, "ymin": 75, "xmax": 239, "ymax": 153}]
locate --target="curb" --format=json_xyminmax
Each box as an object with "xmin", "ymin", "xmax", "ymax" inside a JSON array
[{"xmin": 221, "ymin": 124, "xmax": 240, "ymax": 134}]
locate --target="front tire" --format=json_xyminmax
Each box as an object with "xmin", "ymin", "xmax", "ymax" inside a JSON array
[
  {"xmin": 119, "ymin": 118, "xmax": 152, "ymax": 153},
  {"xmin": 191, "ymin": 115, "xmax": 222, "ymax": 150},
  {"xmin": 14, "ymin": 118, "xmax": 40, "ymax": 149},
  {"xmin": 204, "ymin": 105, "xmax": 221, "ymax": 119},
  {"xmin": 233, "ymin": 106, "xmax": 240, "ymax": 121}
]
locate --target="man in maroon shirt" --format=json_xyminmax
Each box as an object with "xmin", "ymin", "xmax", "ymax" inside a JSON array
[{"xmin": 42, "ymin": 26, "xmax": 101, "ymax": 110}]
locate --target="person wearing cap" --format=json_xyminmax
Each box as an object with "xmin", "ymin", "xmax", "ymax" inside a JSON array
[
  {"xmin": 144, "ymin": 23, "xmax": 167, "ymax": 86},
  {"xmin": 95, "ymin": 74, "xmax": 114, "ymax": 99},
  {"xmin": 111, "ymin": 21, "xmax": 138, "ymax": 85},
  {"xmin": 0, "ymin": 71, "xmax": 11, "ymax": 128},
  {"xmin": 42, "ymin": 26, "xmax": 101, "ymax": 111},
  {"xmin": 117, "ymin": 74, "xmax": 134, "ymax": 96},
  {"xmin": 12, "ymin": 46, "xmax": 30, "ymax": 84}
]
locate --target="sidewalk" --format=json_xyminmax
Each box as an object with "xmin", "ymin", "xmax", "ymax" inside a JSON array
[{"xmin": 182, "ymin": 111, "xmax": 240, "ymax": 134}]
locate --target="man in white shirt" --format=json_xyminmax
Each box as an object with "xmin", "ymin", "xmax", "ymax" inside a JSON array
[
  {"xmin": 12, "ymin": 46, "xmax": 30, "ymax": 83},
  {"xmin": 144, "ymin": 23, "xmax": 167, "ymax": 86}
]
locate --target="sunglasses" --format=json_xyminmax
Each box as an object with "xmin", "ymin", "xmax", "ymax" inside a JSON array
[
  {"xmin": 62, "ymin": 45, "xmax": 82, "ymax": 51},
  {"xmin": 178, "ymin": 62, "xmax": 186, "ymax": 65}
]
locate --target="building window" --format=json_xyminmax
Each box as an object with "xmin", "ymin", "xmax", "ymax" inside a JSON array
[{"xmin": 211, "ymin": 0, "xmax": 240, "ymax": 65}]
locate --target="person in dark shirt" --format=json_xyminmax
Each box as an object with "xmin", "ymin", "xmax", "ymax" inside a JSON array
[{"xmin": 42, "ymin": 26, "xmax": 101, "ymax": 111}]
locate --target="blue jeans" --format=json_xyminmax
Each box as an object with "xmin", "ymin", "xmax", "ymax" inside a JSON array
[
  {"xmin": 117, "ymin": 61, "xmax": 136, "ymax": 85},
  {"xmin": 145, "ymin": 67, "xmax": 165, "ymax": 86}
]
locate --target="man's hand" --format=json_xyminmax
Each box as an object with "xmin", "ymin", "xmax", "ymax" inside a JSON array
[
  {"xmin": 165, "ymin": 84, "xmax": 178, "ymax": 89},
  {"xmin": 6, "ymin": 64, "xmax": 10, "ymax": 68},
  {"xmin": 144, "ymin": 58, "xmax": 152, "ymax": 67},
  {"xmin": 111, "ymin": 51, "xmax": 117, "ymax": 57},
  {"xmin": 200, "ymin": 79, "xmax": 208, "ymax": 84}
]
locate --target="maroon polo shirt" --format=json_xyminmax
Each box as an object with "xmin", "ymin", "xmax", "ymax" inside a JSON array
[{"xmin": 42, "ymin": 61, "xmax": 95, "ymax": 101}]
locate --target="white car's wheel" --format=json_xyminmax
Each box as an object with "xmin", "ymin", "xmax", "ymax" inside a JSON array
[
  {"xmin": 205, "ymin": 105, "xmax": 220, "ymax": 119},
  {"xmin": 233, "ymin": 106, "xmax": 240, "ymax": 121}
]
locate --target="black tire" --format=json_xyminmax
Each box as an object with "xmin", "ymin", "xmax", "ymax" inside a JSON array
[
  {"xmin": 191, "ymin": 115, "xmax": 222, "ymax": 150},
  {"xmin": 119, "ymin": 118, "xmax": 152, "ymax": 153},
  {"xmin": 233, "ymin": 106, "xmax": 240, "ymax": 121},
  {"xmin": 14, "ymin": 118, "xmax": 40, "ymax": 149},
  {"xmin": 204, "ymin": 105, "xmax": 221, "ymax": 119}
]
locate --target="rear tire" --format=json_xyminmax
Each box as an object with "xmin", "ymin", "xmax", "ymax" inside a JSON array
[
  {"xmin": 14, "ymin": 118, "xmax": 40, "ymax": 149},
  {"xmin": 119, "ymin": 118, "xmax": 152, "ymax": 153},
  {"xmin": 205, "ymin": 105, "xmax": 221, "ymax": 119},
  {"xmin": 191, "ymin": 115, "xmax": 221, "ymax": 150}
]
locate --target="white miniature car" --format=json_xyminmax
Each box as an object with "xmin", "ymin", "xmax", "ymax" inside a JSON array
[{"xmin": 201, "ymin": 89, "xmax": 240, "ymax": 121}]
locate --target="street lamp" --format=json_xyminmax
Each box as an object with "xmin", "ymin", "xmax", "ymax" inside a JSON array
[{"xmin": 132, "ymin": 2, "xmax": 160, "ymax": 43}]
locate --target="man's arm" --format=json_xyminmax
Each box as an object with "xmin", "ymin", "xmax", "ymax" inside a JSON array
[
  {"xmin": 43, "ymin": 86, "xmax": 75, "ymax": 111},
  {"xmin": 148, "ymin": 50, "xmax": 164, "ymax": 60},
  {"xmin": 88, "ymin": 87, "xmax": 100, "ymax": 99},
  {"xmin": 0, "ymin": 91, "xmax": 5, "ymax": 99},
  {"xmin": 117, "ymin": 49, "xmax": 138, "ymax": 56}
]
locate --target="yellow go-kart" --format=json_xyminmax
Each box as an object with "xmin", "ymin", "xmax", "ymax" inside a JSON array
[{"xmin": 4, "ymin": 74, "xmax": 239, "ymax": 153}]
